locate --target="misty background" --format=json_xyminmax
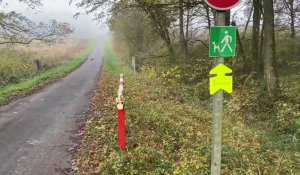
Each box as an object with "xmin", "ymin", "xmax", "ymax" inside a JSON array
[{"xmin": 1, "ymin": 0, "xmax": 108, "ymax": 39}]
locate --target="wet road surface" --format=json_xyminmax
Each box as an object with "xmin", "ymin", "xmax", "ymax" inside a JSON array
[{"xmin": 0, "ymin": 41, "xmax": 104, "ymax": 175}]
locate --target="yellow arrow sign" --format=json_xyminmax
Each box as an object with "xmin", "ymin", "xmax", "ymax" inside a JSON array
[{"xmin": 209, "ymin": 64, "xmax": 233, "ymax": 95}]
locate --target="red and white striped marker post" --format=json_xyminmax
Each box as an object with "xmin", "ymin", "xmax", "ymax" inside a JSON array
[{"xmin": 116, "ymin": 74, "xmax": 126, "ymax": 151}]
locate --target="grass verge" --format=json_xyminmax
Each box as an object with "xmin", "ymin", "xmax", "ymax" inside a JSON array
[
  {"xmin": 0, "ymin": 41, "xmax": 96, "ymax": 106},
  {"xmin": 75, "ymin": 43, "xmax": 300, "ymax": 174}
]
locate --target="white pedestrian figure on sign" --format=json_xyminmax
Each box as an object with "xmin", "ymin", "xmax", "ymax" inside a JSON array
[
  {"xmin": 221, "ymin": 31, "xmax": 233, "ymax": 53},
  {"xmin": 212, "ymin": 41, "xmax": 220, "ymax": 53}
]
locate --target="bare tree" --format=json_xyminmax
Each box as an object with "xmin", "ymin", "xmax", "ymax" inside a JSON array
[
  {"xmin": 282, "ymin": 0, "xmax": 297, "ymax": 59},
  {"xmin": 179, "ymin": 0, "xmax": 187, "ymax": 55},
  {"xmin": 0, "ymin": 0, "xmax": 73, "ymax": 45},
  {"xmin": 252, "ymin": 0, "xmax": 263, "ymax": 79},
  {"xmin": 262, "ymin": 0, "xmax": 279, "ymax": 99}
]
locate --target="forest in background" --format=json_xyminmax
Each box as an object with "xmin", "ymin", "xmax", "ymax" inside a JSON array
[
  {"xmin": 70, "ymin": 0, "xmax": 300, "ymax": 125},
  {"xmin": 71, "ymin": 0, "xmax": 300, "ymax": 100}
]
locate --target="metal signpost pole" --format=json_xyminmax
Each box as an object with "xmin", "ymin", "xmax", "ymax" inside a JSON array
[
  {"xmin": 205, "ymin": 1, "xmax": 240, "ymax": 174},
  {"xmin": 211, "ymin": 11, "xmax": 225, "ymax": 175}
]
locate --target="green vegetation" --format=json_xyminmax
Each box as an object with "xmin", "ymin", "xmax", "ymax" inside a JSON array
[
  {"xmin": 71, "ymin": 1, "xmax": 300, "ymax": 174},
  {"xmin": 0, "ymin": 41, "xmax": 87, "ymax": 87},
  {"xmin": 104, "ymin": 44, "xmax": 130, "ymax": 75},
  {"xmin": 0, "ymin": 41, "xmax": 96, "ymax": 106},
  {"xmin": 75, "ymin": 44, "xmax": 300, "ymax": 174},
  {"xmin": 0, "ymin": 50, "xmax": 38, "ymax": 86}
]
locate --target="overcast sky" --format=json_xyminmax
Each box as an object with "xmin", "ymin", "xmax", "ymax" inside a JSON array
[
  {"xmin": 2, "ymin": 0, "xmax": 108, "ymax": 39},
  {"xmin": 0, "ymin": 0, "xmax": 248, "ymax": 39}
]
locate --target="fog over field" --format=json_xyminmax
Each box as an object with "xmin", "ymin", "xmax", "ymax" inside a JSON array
[{"xmin": 2, "ymin": 0, "xmax": 108, "ymax": 39}]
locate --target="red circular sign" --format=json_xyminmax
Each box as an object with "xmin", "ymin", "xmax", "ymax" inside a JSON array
[{"xmin": 204, "ymin": 0, "xmax": 241, "ymax": 10}]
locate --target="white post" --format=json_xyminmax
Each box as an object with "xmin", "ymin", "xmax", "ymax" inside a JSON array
[
  {"xmin": 132, "ymin": 57, "xmax": 136, "ymax": 72},
  {"xmin": 116, "ymin": 74, "xmax": 125, "ymax": 110}
]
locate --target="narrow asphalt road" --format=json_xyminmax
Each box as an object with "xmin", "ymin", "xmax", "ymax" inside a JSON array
[{"xmin": 0, "ymin": 40, "xmax": 104, "ymax": 175}]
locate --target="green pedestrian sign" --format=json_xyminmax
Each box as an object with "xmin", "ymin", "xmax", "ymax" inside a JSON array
[{"xmin": 209, "ymin": 26, "xmax": 237, "ymax": 57}]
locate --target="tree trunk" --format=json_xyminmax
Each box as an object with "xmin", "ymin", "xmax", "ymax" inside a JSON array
[
  {"xmin": 252, "ymin": 0, "xmax": 263, "ymax": 80},
  {"xmin": 205, "ymin": 4, "xmax": 211, "ymax": 31},
  {"xmin": 262, "ymin": 0, "xmax": 279, "ymax": 100},
  {"xmin": 185, "ymin": 0, "xmax": 190, "ymax": 55},
  {"xmin": 289, "ymin": 0, "xmax": 295, "ymax": 38},
  {"xmin": 289, "ymin": 0, "xmax": 296, "ymax": 59},
  {"xmin": 233, "ymin": 21, "xmax": 248, "ymax": 72},
  {"xmin": 179, "ymin": 0, "xmax": 187, "ymax": 56},
  {"xmin": 242, "ymin": 5, "xmax": 253, "ymax": 40},
  {"xmin": 259, "ymin": 18, "xmax": 265, "ymax": 79},
  {"xmin": 225, "ymin": 10, "xmax": 231, "ymax": 26},
  {"xmin": 136, "ymin": 0, "xmax": 175, "ymax": 63},
  {"xmin": 167, "ymin": 39, "xmax": 176, "ymax": 63}
]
